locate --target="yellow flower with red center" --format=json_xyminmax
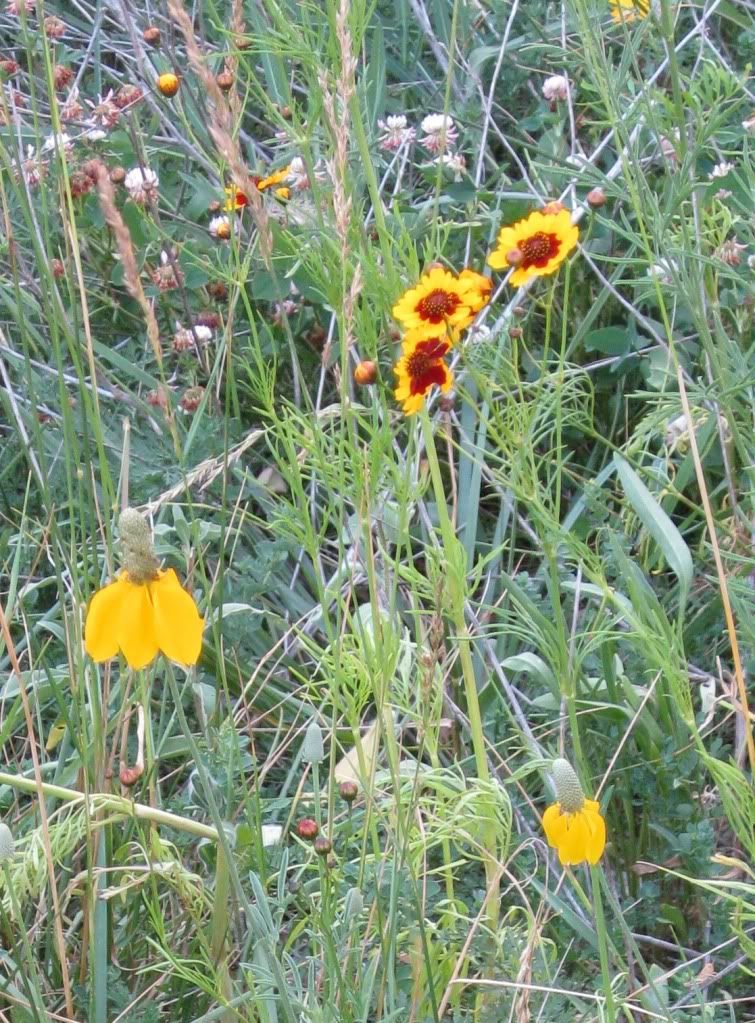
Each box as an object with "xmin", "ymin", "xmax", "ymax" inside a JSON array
[
  {"xmin": 224, "ymin": 167, "xmax": 291, "ymax": 212},
  {"xmin": 488, "ymin": 207, "xmax": 579, "ymax": 288},
  {"xmin": 392, "ymin": 267, "xmax": 480, "ymax": 341},
  {"xmin": 394, "ymin": 334, "xmax": 453, "ymax": 415},
  {"xmin": 609, "ymin": 0, "xmax": 650, "ymax": 21},
  {"xmin": 84, "ymin": 509, "xmax": 203, "ymax": 670},
  {"xmin": 542, "ymin": 758, "xmax": 606, "ymax": 867}
]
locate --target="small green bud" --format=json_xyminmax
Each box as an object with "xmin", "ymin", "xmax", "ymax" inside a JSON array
[
  {"xmin": 0, "ymin": 822, "xmax": 15, "ymax": 863},
  {"xmin": 552, "ymin": 758, "xmax": 585, "ymax": 813},
  {"xmin": 302, "ymin": 721, "xmax": 324, "ymax": 764},
  {"xmin": 119, "ymin": 508, "xmax": 159, "ymax": 583}
]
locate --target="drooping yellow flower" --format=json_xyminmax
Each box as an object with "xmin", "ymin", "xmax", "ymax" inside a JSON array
[
  {"xmin": 542, "ymin": 758, "xmax": 606, "ymax": 866},
  {"xmin": 224, "ymin": 167, "xmax": 291, "ymax": 212},
  {"xmin": 458, "ymin": 268, "xmax": 493, "ymax": 313},
  {"xmin": 609, "ymin": 0, "xmax": 650, "ymax": 22},
  {"xmin": 156, "ymin": 73, "xmax": 180, "ymax": 98},
  {"xmin": 393, "ymin": 334, "xmax": 453, "ymax": 415},
  {"xmin": 488, "ymin": 207, "xmax": 579, "ymax": 288},
  {"xmin": 392, "ymin": 267, "xmax": 479, "ymax": 341},
  {"xmin": 84, "ymin": 509, "xmax": 203, "ymax": 669}
]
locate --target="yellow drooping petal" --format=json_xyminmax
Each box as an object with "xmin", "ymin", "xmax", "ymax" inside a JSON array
[
  {"xmin": 84, "ymin": 576, "xmax": 128, "ymax": 662},
  {"xmin": 117, "ymin": 578, "xmax": 159, "ymax": 669},
  {"xmin": 150, "ymin": 569, "xmax": 204, "ymax": 666},
  {"xmin": 584, "ymin": 805, "xmax": 607, "ymax": 864},
  {"xmin": 542, "ymin": 802, "xmax": 567, "ymax": 846},
  {"xmin": 558, "ymin": 812, "xmax": 589, "ymax": 865}
]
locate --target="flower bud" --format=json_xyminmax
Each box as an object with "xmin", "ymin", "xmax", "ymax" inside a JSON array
[
  {"xmin": 296, "ymin": 818, "xmax": 318, "ymax": 841},
  {"xmin": 110, "ymin": 165, "xmax": 126, "ymax": 184},
  {"xmin": 314, "ymin": 835, "xmax": 332, "ymax": 856},
  {"xmin": 339, "ymin": 780, "xmax": 358, "ymax": 804},
  {"xmin": 552, "ymin": 758, "xmax": 585, "ymax": 813},
  {"xmin": 506, "ymin": 248, "xmax": 523, "ymax": 267},
  {"xmin": 119, "ymin": 762, "xmax": 143, "ymax": 787},
  {"xmin": 143, "ymin": 26, "xmax": 161, "ymax": 46},
  {"xmin": 508, "ymin": 326, "xmax": 523, "ymax": 339},
  {"xmin": 216, "ymin": 71, "xmax": 234, "ymax": 92},
  {"xmin": 541, "ymin": 200, "xmax": 566, "ymax": 216},
  {"xmin": 302, "ymin": 721, "xmax": 324, "ymax": 764},
  {"xmin": 354, "ymin": 360, "xmax": 377, "ymax": 386},
  {"xmin": 586, "ymin": 187, "xmax": 607, "ymax": 209},
  {"xmin": 157, "ymin": 73, "xmax": 179, "ymax": 97},
  {"xmin": 0, "ymin": 822, "xmax": 14, "ymax": 863}
]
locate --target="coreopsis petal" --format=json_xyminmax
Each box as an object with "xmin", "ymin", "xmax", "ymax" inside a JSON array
[
  {"xmin": 393, "ymin": 334, "xmax": 453, "ymax": 415},
  {"xmin": 84, "ymin": 576, "xmax": 128, "ymax": 661},
  {"xmin": 609, "ymin": 0, "xmax": 650, "ymax": 22},
  {"xmin": 150, "ymin": 569, "xmax": 203, "ymax": 666},
  {"xmin": 117, "ymin": 579, "xmax": 159, "ymax": 669}
]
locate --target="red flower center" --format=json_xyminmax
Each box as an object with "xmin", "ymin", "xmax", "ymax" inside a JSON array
[
  {"xmin": 520, "ymin": 232, "xmax": 560, "ymax": 269},
  {"xmin": 416, "ymin": 288, "xmax": 461, "ymax": 323},
  {"xmin": 405, "ymin": 338, "xmax": 450, "ymax": 395}
]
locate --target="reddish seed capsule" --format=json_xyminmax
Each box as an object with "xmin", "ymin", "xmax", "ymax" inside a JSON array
[
  {"xmin": 353, "ymin": 360, "xmax": 377, "ymax": 386},
  {"xmin": 297, "ymin": 818, "xmax": 319, "ymax": 841},
  {"xmin": 506, "ymin": 248, "xmax": 523, "ymax": 267},
  {"xmin": 216, "ymin": 71, "xmax": 234, "ymax": 92},
  {"xmin": 314, "ymin": 836, "xmax": 332, "ymax": 856},
  {"xmin": 143, "ymin": 26, "xmax": 161, "ymax": 46},
  {"xmin": 339, "ymin": 780, "xmax": 358, "ymax": 804},
  {"xmin": 0, "ymin": 60, "xmax": 20, "ymax": 75},
  {"xmin": 207, "ymin": 281, "xmax": 228, "ymax": 300},
  {"xmin": 53, "ymin": 65, "xmax": 73, "ymax": 91},
  {"xmin": 509, "ymin": 326, "xmax": 523, "ymax": 339},
  {"xmin": 586, "ymin": 187, "xmax": 607, "ymax": 209},
  {"xmin": 51, "ymin": 258, "xmax": 65, "ymax": 279},
  {"xmin": 119, "ymin": 763, "xmax": 143, "ymax": 787},
  {"xmin": 110, "ymin": 165, "xmax": 126, "ymax": 184}
]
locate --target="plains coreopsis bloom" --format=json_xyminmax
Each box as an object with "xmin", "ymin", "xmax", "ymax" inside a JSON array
[
  {"xmin": 420, "ymin": 114, "xmax": 457, "ymax": 154},
  {"xmin": 542, "ymin": 758, "xmax": 606, "ymax": 866},
  {"xmin": 84, "ymin": 509, "xmax": 203, "ymax": 669},
  {"xmin": 378, "ymin": 114, "xmax": 416, "ymax": 151},
  {"xmin": 709, "ymin": 161, "xmax": 734, "ymax": 179},
  {"xmin": 125, "ymin": 166, "xmax": 158, "ymax": 204},
  {"xmin": 394, "ymin": 334, "xmax": 453, "ymax": 415},
  {"xmin": 488, "ymin": 207, "xmax": 579, "ymax": 287},
  {"xmin": 458, "ymin": 268, "xmax": 492, "ymax": 313},
  {"xmin": 392, "ymin": 267, "xmax": 479, "ymax": 341},
  {"xmin": 609, "ymin": 0, "xmax": 650, "ymax": 22}
]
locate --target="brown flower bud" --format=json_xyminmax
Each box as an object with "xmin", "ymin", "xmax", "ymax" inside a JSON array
[
  {"xmin": 339, "ymin": 780, "xmax": 358, "ymax": 803},
  {"xmin": 279, "ymin": 104, "xmax": 292, "ymax": 119},
  {"xmin": 207, "ymin": 281, "xmax": 228, "ymax": 300},
  {"xmin": 119, "ymin": 762, "xmax": 144, "ymax": 787},
  {"xmin": 314, "ymin": 836, "xmax": 332, "ymax": 856},
  {"xmin": 438, "ymin": 393, "xmax": 456, "ymax": 413},
  {"xmin": 506, "ymin": 249, "xmax": 524, "ymax": 267},
  {"xmin": 143, "ymin": 26, "xmax": 161, "ymax": 46},
  {"xmin": 196, "ymin": 311, "xmax": 221, "ymax": 329},
  {"xmin": 51, "ymin": 258, "xmax": 65, "ymax": 279},
  {"xmin": 353, "ymin": 360, "xmax": 377, "ymax": 386},
  {"xmin": 509, "ymin": 326, "xmax": 523, "ymax": 339},
  {"xmin": 541, "ymin": 200, "xmax": 566, "ymax": 215},
  {"xmin": 110, "ymin": 165, "xmax": 126, "ymax": 184},
  {"xmin": 216, "ymin": 71, "xmax": 234, "ymax": 92},
  {"xmin": 296, "ymin": 818, "xmax": 319, "ymax": 841},
  {"xmin": 586, "ymin": 187, "xmax": 607, "ymax": 209},
  {"xmin": 513, "ymin": 304, "xmax": 527, "ymax": 317},
  {"xmin": 0, "ymin": 60, "xmax": 20, "ymax": 76},
  {"xmin": 179, "ymin": 386, "xmax": 204, "ymax": 413}
]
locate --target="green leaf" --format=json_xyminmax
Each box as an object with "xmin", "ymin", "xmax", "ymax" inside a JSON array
[
  {"xmin": 613, "ymin": 453, "xmax": 693, "ymax": 606},
  {"xmin": 583, "ymin": 326, "xmax": 631, "ymax": 355}
]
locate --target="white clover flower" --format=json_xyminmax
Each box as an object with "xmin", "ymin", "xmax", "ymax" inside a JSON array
[
  {"xmin": 286, "ymin": 156, "xmax": 309, "ymax": 191},
  {"xmin": 420, "ymin": 113, "xmax": 457, "ymax": 154},
  {"xmin": 434, "ymin": 150, "xmax": 467, "ymax": 181},
  {"xmin": 646, "ymin": 258, "xmax": 678, "ymax": 285},
  {"xmin": 124, "ymin": 166, "xmax": 158, "ymax": 204},
  {"xmin": 542, "ymin": 74, "xmax": 569, "ymax": 102},
  {"xmin": 709, "ymin": 161, "xmax": 734, "ymax": 179},
  {"xmin": 377, "ymin": 114, "xmax": 416, "ymax": 151},
  {"xmin": 86, "ymin": 90, "xmax": 119, "ymax": 130},
  {"xmin": 208, "ymin": 214, "xmax": 231, "ymax": 239},
  {"xmin": 85, "ymin": 127, "xmax": 108, "ymax": 142},
  {"xmin": 42, "ymin": 132, "xmax": 73, "ymax": 154},
  {"xmin": 14, "ymin": 145, "xmax": 44, "ymax": 187},
  {"xmin": 173, "ymin": 322, "xmax": 212, "ymax": 352},
  {"xmin": 716, "ymin": 238, "xmax": 746, "ymax": 267}
]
